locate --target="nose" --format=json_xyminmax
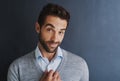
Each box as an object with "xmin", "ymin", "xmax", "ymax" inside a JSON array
[{"xmin": 51, "ymin": 32, "xmax": 60, "ymax": 42}]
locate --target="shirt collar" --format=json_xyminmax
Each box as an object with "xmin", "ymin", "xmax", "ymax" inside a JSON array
[
  {"xmin": 35, "ymin": 46, "xmax": 63, "ymax": 60},
  {"xmin": 35, "ymin": 46, "xmax": 43, "ymax": 59}
]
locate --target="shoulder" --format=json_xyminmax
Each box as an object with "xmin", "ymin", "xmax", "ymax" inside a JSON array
[
  {"xmin": 9, "ymin": 51, "xmax": 35, "ymax": 69},
  {"xmin": 62, "ymin": 49, "xmax": 84, "ymax": 61},
  {"xmin": 61, "ymin": 49, "xmax": 88, "ymax": 65},
  {"xmin": 7, "ymin": 51, "xmax": 36, "ymax": 80}
]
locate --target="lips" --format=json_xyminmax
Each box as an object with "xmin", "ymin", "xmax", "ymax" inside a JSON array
[
  {"xmin": 49, "ymin": 43, "xmax": 58, "ymax": 48},
  {"xmin": 47, "ymin": 41, "xmax": 59, "ymax": 48}
]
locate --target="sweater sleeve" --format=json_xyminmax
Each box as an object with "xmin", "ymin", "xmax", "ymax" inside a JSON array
[
  {"xmin": 80, "ymin": 59, "xmax": 89, "ymax": 81},
  {"xmin": 7, "ymin": 61, "xmax": 19, "ymax": 81}
]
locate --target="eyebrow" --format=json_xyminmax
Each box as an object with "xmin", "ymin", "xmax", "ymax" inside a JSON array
[
  {"xmin": 45, "ymin": 23, "xmax": 67, "ymax": 31},
  {"xmin": 45, "ymin": 24, "xmax": 55, "ymax": 28}
]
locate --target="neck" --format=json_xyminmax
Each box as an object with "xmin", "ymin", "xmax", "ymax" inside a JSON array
[{"xmin": 38, "ymin": 42, "xmax": 56, "ymax": 61}]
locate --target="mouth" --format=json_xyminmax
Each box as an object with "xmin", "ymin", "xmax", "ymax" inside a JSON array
[
  {"xmin": 47, "ymin": 41, "xmax": 59, "ymax": 48},
  {"xmin": 49, "ymin": 43, "xmax": 58, "ymax": 48}
]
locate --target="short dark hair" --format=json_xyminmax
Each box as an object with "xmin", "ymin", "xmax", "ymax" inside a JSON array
[{"xmin": 37, "ymin": 3, "xmax": 70, "ymax": 27}]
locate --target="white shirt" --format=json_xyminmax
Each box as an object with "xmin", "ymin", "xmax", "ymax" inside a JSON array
[{"xmin": 35, "ymin": 46, "xmax": 63, "ymax": 72}]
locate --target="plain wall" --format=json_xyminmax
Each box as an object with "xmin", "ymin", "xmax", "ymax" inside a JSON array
[{"xmin": 1, "ymin": 0, "xmax": 120, "ymax": 81}]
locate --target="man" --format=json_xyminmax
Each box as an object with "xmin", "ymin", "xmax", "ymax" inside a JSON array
[{"xmin": 7, "ymin": 3, "xmax": 89, "ymax": 81}]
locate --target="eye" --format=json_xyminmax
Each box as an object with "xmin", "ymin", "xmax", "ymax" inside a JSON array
[
  {"xmin": 59, "ymin": 31, "xmax": 65, "ymax": 35},
  {"xmin": 46, "ymin": 28, "xmax": 53, "ymax": 33}
]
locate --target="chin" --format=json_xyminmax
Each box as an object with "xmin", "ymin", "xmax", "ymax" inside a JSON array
[{"xmin": 47, "ymin": 48, "xmax": 57, "ymax": 53}]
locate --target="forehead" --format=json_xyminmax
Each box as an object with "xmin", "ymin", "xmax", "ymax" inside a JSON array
[{"xmin": 44, "ymin": 15, "xmax": 67, "ymax": 29}]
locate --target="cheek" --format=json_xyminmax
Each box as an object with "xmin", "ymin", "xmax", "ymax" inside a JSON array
[
  {"xmin": 41, "ymin": 32, "xmax": 52, "ymax": 41},
  {"xmin": 60, "ymin": 35, "xmax": 65, "ymax": 42}
]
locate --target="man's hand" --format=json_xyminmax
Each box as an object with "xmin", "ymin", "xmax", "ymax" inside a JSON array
[{"xmin": 39, "ymin": 70, "xmax": 62, "ymax": 81}]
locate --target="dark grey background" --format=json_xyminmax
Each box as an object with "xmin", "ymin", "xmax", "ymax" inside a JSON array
[{"xmin": 1, "ymin": 0, "xmax": 120, "ymax": 81}]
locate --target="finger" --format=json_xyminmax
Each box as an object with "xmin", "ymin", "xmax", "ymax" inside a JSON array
[
  {"xmin": 52, "ymin": 71, "xmax": 58, "ymax": 81},
  {"xmin": 58, "ymin": 76, "xmax": 62, "ymax": 81},
  {"xmin": 39, "ymin": 70, "xmax": 48, "ymax": 81},
  {"xmin": 56, "ymin": 72, "xmax": 62, "ymax": 81},
  {"xmin": 53, "ymin": 71, "xmax": 59, "ymax": 78},
  {"xmin": 43, "ymin": 70, "xmax": 48, "ymax": 78},
  {"xmin": 47, "ymin": 70, "xmax": 54, "ymax": 79}
]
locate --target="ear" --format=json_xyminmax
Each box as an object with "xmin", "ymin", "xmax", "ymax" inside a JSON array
[{"xmin": 35, "ymin": 22, "xmax": 40, "ymax": 34}]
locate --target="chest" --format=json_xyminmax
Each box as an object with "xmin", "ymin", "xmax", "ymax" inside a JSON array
[{"xmin": 59, "ymin": 66, "xmax": 83, "ymax": 81}]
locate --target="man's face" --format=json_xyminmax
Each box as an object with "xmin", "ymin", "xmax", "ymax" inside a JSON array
[{"xmin": 36, "ymin": 15, "xmax": 67, "ymax": 53}]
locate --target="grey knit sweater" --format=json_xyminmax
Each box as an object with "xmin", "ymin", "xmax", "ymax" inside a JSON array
[{"xmin": 7, "ymin": 49, "xmax": 89, "ymax": 81}]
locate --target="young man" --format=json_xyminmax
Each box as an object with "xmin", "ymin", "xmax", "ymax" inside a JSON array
[{"xmin": 7, "ymin": 3, "xmax": 89, "ymax": 81}]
